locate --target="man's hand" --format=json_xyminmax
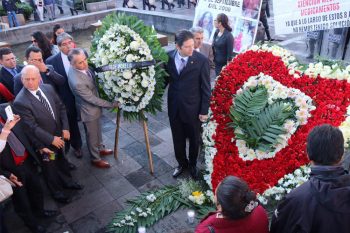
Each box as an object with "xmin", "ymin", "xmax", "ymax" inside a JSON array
[
  {"xmin": 3, "ymin": 114, "xmax": 20, "ymax": 131},
  {"xmin": 39, "ymin": 147, "xmax": 54, "ymax": 154},
  {"xmin": 30, "ymin": 59, "xmax": 48, "ymax": 73},
  {"xmin": 9, "ymin": 173, "xmax": 23, "ymax": 187},
  {"xmin": 62, "ymin": 130, "xmax": 70, "ymax": 141},
  {"xmin": 199, "ymin": 114, "xmax": 208, "ymax": 122},
  {"xmin": 51, "ymin": 136, "xmax": 65, "ymax": 148}
]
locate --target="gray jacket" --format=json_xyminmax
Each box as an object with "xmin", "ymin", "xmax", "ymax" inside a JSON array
[{"xmin": 67, "ymin": 67, "xmax": 113, "ymax": 122}]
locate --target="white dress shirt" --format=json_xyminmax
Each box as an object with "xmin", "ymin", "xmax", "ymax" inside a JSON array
[
  {"xmin": 29, "ymin": 88, "xmax": 56, "ymax": 119},
  {"xmin": 60, "ymin": 52, "xmax": 70, "ymax": 77},
  {"xmin": 175, "ymin": 51, "xmax": 189, "ymax": 74}
]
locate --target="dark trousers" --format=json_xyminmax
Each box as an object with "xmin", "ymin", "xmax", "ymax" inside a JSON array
[
  {"xmin": 42, "ymin": 153, "xmax": 72, "ymax": 195},
  {"xmin": 65, "ymin": 110, "xmax": 82, "ymax": 152},
  {"xmin": 169, "ymin": 113, "xmax": 201, "ymax": 168},
  {"xmin": 215, "ymin": 63, "xmax": 225, "ymax": 76},
  {"xmin": 8, "ymin": 162, "xmax": 43, "ymax": 229},
  {"xmin": 0, "ymin": 204, "xmax": 7, "ymax": 233},
  {"xmin": 260, "ymin": 15, "xmax": 271, "ymax": 40},
  {"xmin": 162, "ymin": 0, "xmax": 174, "ymax": 9}
]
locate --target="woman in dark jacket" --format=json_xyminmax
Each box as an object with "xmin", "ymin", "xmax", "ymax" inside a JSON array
[
  {"xmin": 212, "ymin": 13, "xmax": 234, "ymax": 76},
  {"xmin": 31, "ymin": 31, "xmax": 59, "ymax": 61},
  {"xmin": 195, "ymin": 176, "xmax": 269, "ymax": 233}
]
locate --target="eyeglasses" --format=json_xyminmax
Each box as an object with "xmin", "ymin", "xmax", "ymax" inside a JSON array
[{"xmin": 32, "ymin": 39, "xmax": 37, "ymax": 43}]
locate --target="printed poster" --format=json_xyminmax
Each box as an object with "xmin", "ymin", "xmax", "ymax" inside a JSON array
[
  {"xmin": 193, "ymin": 0, "xmax": 263, "ymax": 53},
  {"xmin": 273, "ymin": 0, "xmax": 350, "ymax": 35}
]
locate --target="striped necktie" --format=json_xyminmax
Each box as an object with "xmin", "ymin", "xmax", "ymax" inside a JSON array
[{"xmin": 36, "ymin": 90, "xmax": 55, "ymax": 119}]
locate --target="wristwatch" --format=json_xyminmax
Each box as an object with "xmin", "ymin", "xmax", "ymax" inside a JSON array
[{"xmin": 45, "ymin": 68, "xmax": 51, "ymax": 76}]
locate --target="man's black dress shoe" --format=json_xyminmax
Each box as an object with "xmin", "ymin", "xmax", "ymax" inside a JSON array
[
  {"xmin": 53, "ymin": 192, "xmax": 71, "ymax": 204},
  {"xmin": 41, "ymin": 210, "xmax": 58, "ymax": 218},
  {"xmin": 173, "ymin": 166, "xmax": 185, "ymax": 178},
  {"xmin": 64, "ymin": 182, "xmax": 84, "ymax": 190},
  {"xmin": 190, "ymin": 166, "xmax": 199, "ymax": 179}
]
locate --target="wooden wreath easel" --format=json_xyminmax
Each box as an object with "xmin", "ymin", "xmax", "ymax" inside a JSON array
[{"xmin": 113, "ymin": 109, "xmax": 154, "ymax": 174}]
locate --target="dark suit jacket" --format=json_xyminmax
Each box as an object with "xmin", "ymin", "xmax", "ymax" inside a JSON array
[
  {"xmin": 0, "ymin": 104, "xmax": 41, "ymax": 178},
  {"xmin": 46, "ymin": 53, "xmax": 77, "ymax": 117},
  {"xmin": 13, "ymin": 65, "xmax": 65, "ymax": 96},
  {"xmin": 13, "ymin": 84, "xmax": 69, "ymax": 151},
  {"xmin": 0, "ymin": 65, "xmax": 23, "ymax": 95},
  {"xmin": 165, "ymin": 50, "xmax": 211, "ymax": 123}
]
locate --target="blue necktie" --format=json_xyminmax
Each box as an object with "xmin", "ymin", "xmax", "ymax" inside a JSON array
[{"xmin": 10, "ymin": 68, "xmax": 17, "ymax": 77}]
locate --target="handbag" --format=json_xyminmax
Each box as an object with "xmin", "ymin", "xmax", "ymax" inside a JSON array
[{"xmin": 0, "ymin": 175, "xmax": 14, "ymax": 202}]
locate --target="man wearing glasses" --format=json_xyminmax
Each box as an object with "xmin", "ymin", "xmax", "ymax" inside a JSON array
[
  {"xmin": 46, "ymin": 33, "xmax": 83, "ymax": 160},
  {"xmin": 13, "ymin": 46, "xmax": 65, "ymax": 95}
]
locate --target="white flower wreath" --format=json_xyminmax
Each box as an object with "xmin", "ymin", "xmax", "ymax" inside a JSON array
[{"xmin": 91, "ymin": 24, "xmax": 156, "ymax": 113}]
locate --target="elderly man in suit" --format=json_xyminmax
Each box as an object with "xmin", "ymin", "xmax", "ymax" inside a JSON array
[
  {"xmin": 13, "ymin": 46, "xmax": 65, "ymax": 95},
  {"xmin": 13, "ymin": 65, "xmax": 82, "ymax": 204},
  {"xmin": 0, "ymin": 48, "xmax": 23, "ymax": 95},
  {"xmin": 190, "ymin": 26, "xmax": 216, "ymax": 80},
  {"xmin": 0, "ymin": 103, "xmax": 57, "ymax": 233},
  {"xmin": 46, "ymin": 33, "xmax": 83, "ymax": 159},
  {"xmin": 165, "ymin": 30, "xmax": 211, "ymax": 179},
  {"xmin": 67, "ymin": 48, "xmax": 119, "ymax": 169}
]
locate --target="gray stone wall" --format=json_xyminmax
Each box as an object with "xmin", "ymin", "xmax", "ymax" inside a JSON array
[{"xmin": 0, "ymin": 8, "xmax": 193, "ymax": 45}]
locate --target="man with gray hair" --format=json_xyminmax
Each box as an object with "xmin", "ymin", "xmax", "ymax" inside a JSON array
[
  {"xmin": 190, "ymin": 26, "xmax": 215, "ymax": 79},
  {"xmin": 67, "ymin": 48, "xmax": 119, "ymax": 169},
  {"xmin": 46, "ymin": 33, "xmax": 83, "ymax": 160}
]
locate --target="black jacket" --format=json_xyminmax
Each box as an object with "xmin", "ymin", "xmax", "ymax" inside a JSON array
[
  {"xmin": 164, "ymin": 50, "xmax": 211, "ymax": 123},
  {"xmin": 271, "ymin": 165, "xmax": 350, "ymax": 233},
  {"xmin": 2, "ymin": 0, "xmax": 17, "ymax": 12},
  {"xmin": 0, "ymin": 65, "xmax": 23, "ymax": 95},
  {"xmin": 13, "ymin": 84, "xmax": 69, "ymax": 151}
]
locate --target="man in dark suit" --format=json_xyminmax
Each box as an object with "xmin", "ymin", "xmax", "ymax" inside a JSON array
[
  {"xmin": 14, "ymin": 46, "xmax": 65, "ymax": 96},
  {"xmin": 0, "ymin": 104, "xmax": 57, "ymax": 233},
  {"xmin": 0, "ymin": 48, "xmax": 23, "ymax": 95},
  {"xmin": 165, "ymin": 30, "xmax": 211, "ymax": 179},
  {"xmin": 46, "ymin": 33, "xmax": 83, "ymax": 158},
  {"xmin": 13, "ymin": 65, "xmax": 82, "ymax": 204},
  {"xmin": 67, "ymin": 48, "xmax": 118, "ymax": 169}
]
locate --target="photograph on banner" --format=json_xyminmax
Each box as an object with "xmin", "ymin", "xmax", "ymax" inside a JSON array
[
  {"xmin": 193, "ymin": 0, "xmax": 262, "ymax": 53},
  {"xmin": 233, "ymin": 19, "xmax": 258, "ymax": 52},
  {"xmin": 273, "ymin": 0, "xmax": 350, "ymax": 35}
]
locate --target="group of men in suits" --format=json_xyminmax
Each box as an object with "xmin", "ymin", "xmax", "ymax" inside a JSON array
[{"xmin": 0, "ymin": 32, "xmax": 117, "ymax": 232}]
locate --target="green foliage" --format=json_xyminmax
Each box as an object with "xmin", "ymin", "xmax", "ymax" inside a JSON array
[
  {"xmin": 90, "ymin": 13, "xmax": 168, "ymax": 121},
  {"xmin": 106, "ymin": 186, "xmax": 190, "ymax": 233},
  {"xmin": 229, "ymin": 86, "xmax": 296, "ymax": 151},
  {"xmin": 178, "ymin": 179, "xmax": 204, "ymax": 199},
  {"xmin": 15, "ymin": 2, "xmax": 33, "ymax": 20},
  {"xmin": 0, "ymin": 6, "xmax": 6, "ymax": 16}
]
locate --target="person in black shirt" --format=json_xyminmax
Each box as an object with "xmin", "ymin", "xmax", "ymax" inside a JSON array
[{"xmin": 212, "ymin": 13, "xmax": 234, "ymax": 76}]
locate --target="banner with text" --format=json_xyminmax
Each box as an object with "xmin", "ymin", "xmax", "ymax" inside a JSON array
[
  {"xmin": 193, "ymin": 0, "xmax": 262, "ymax": 53},
  {"xmin": 273, "ymin": 0, "xmax": 350, "ymax": 35}
]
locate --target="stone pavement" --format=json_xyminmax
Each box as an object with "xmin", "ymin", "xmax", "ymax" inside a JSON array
[{"xmin": 4, "ymin": 88, "xmax": 204, "ymax": 233}]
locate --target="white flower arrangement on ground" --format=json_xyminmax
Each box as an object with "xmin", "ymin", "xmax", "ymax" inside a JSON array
[
  {"xmin": 188, "ymin": 191, "xmax": 206, "ymax": 205},
  {"xmin": 258, "ymin": 165, "xmax": 311, "ymax": 204},
  {"xmin": 249, "ymin": 44, "xmax": 350, "ymax": 81},
  {"xmin": 91, "ymin": 24, "xmax": 156, "ymax": 113},
  {"xmin": 234, "ymin": 73, "xmax": 315, "ymax": 161}
]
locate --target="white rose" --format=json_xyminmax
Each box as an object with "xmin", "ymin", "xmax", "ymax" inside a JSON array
[
  {"xmin": 126, "ymin": 54, "xmax": 134, "ymax": 62},
  {"xmin": 123, "ymin": 70, "xmax": 133, "ymax": 79},
  {"xmin": 141, "ymin": 79, "xmax": 149, "ymax": 88},
  {"xmin": 130, "ymin": 40, "xmax": 139, "ymax": 49}
]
